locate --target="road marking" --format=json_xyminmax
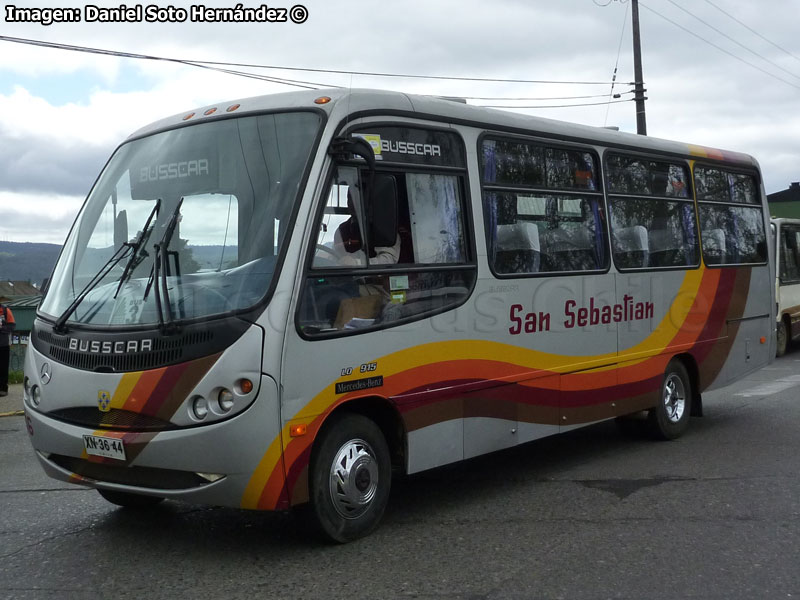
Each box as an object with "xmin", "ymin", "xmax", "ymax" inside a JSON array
[
  {"xmin": 735, "ymin": 375, "xmax": 800, "ymax": 397},
  {"xmin": 0, "ymin": 410, "xmax": 24, "ymax": 418}
]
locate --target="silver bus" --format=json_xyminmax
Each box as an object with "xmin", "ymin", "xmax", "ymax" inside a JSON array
[{"xmin": 24, "ymin": 89, "xmax": 774, "ymax": 541}]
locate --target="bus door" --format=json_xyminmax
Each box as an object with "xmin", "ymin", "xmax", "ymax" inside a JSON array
[{"xmin": 286, "ymin": 125, "xmax": 479, "ymax": 481}]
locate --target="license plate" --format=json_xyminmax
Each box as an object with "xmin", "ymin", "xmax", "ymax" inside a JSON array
[{"xmin": 83, "ymin": 434, "xmax": 126, "ymax": 461}]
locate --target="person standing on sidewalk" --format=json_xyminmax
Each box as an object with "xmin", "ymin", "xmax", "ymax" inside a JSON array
[{"xmin": 0, "ymin": 303, "xmax": 16, "ymax": 397}]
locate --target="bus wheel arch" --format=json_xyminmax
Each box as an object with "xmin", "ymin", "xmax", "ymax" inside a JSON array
[
  {"xmin": 307, "ymin": 397, "xmax": 404, "ymax": 543},
  {"xmin": 679, "ymin": 353, "xmax": 702, "ymax": 417}
]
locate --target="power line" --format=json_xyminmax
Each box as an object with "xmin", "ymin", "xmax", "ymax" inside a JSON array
[
  {"xmin": 702, "ymin": 0, "xmax": 800, "ymax": 66},
  {"xmin": 637, "ymin": 2, "xmax": 800, "ymax": 92},
  {"xmin": 464, "ymin": 91, "xmax": 634, "ymax": 101},
  {"xmin": 604, "ymin": 0, "xmax": 630, "ymax": 127},
  {"xmin": 0, "ymin": 35, "xmax": 621, "ymax": 87},
  {"xmin": 663, "ymin": 0, "xmax": 800, "ymax": 83},
  {"xmin": 476, "ymin": 98, "xmax": 635, "ymax": 109},
  {"xmin": 0, "ymin": 35, "xmax": 330, "ymax": 89}
]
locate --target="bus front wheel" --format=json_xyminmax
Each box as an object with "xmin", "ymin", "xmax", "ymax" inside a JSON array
[
  {"xmin": 648, "ymin": 360, "xmax": 692, "ymax": 440},
  {"xmin": 309, "ymin": 413, "xmax": 391, "ymax": 543}
]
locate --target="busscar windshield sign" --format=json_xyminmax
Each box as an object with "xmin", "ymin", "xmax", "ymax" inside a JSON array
[
  {"xmin": 353, "ymin": 127, "xmax": 465, "ymax": 168},
  {"xmin": 130, "ymin": 143, "xmax": 219, "ymax": 199}
]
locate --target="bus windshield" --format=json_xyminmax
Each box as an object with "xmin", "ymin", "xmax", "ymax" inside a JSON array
[{"xmin": 40, "ymin": 111, "xmax": 320, "ymax": 327}]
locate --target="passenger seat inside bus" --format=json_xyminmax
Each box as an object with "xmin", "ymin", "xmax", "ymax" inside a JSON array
[
  {"xmin": 613, "ymin": 225, "xmax": 649, "ymax": 268},
  {"xmin": 648, "ymin": 227, "xmax": 682, "ymax": 267},
  {"xmin": 541, "ymin": 226, "xmax": 596, "ymax": 271},
  {"xmin": 703, "ymin": 228, "xmax": 726, "ymax": 264},
  {"xmin": 495, "ymin": 222, "xmax": 540, "ymax": 273}
]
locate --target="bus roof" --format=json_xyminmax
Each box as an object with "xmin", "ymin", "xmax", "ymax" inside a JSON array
[{"xmin": 128, "ymin": 87, "xmax": 758, "ymax": 168}]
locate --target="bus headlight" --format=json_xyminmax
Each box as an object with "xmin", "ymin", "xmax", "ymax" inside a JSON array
[
  {"xmin": 31, "ymin": 385, "xmax": 42, "ymax": 407},
  {"xmin": 217, "ymin": 389, "xmax": 234, "ymax": 413},
  {"xmin": 191, "ymin": 396, "xmax": 209, "ymax": 420},
  {"xmin": 23, "ymin": 376, "xmax": 31, "ymax": 398}
]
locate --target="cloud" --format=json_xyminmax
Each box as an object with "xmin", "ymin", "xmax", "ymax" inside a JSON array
[
  {"xmin": 0, "ymin": 0, "xmax": 799, "ymax": 251},
  {"xmin": 0, "ymin": 191, "xmax": 83, "ymax": 244}
]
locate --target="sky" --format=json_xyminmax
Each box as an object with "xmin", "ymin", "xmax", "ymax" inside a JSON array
[{"xmin": 1, "ymin": 0, "xmax": 799, "ymax": 244}]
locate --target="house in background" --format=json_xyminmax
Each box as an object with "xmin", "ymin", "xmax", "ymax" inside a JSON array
[
  {"xmin": 768, "ymin": 182, "xmax": 800, "ymax": 218},
  {"xmin": 0, "ymin": 280, "xmax": 40, "ymax": 303}
]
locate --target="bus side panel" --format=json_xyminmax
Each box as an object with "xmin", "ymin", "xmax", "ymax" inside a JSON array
[{"xmin": 694, "ymin": 265, "xmax": 773, "ymax": 391}]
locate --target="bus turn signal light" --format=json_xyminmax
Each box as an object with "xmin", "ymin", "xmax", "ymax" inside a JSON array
[
  {"xmin": 290, "ymin": 424, "xmax": 307, "ymax": 437},
  {"xmin": 239, "ymin": 379, "xmax": 253, "ymax": 394},
  {"xmin": 760, "ymin": 337, "xmax": 766, "ymax": 344}
]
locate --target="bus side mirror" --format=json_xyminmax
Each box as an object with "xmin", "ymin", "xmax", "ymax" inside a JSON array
[
  {"xmin": 328, "ymin": 137, "xmax": 375, "ymax": 172},
  {"xmin": 114, "ymin": 210, "xmax": 128, "ymax": 248},
  {"xmin": 369, "ymin": 174, "xmax": 398, "ymax": 247}
]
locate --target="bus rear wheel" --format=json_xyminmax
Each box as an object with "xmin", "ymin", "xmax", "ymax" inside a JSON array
[
  {"xmin": 309, "ymin": 413, "xmax": 391, "ymax": 543},
  {"xmin": 648, "ymin": 360, "xmax": 692, "ymax": 440},
  {"xmin": 98, "ymin": 489, "xmax": 164, "ymax": 508}
]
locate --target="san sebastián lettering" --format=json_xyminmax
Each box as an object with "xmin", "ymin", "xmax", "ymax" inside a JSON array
[{"xmin": 509, "ymin": 294, "xmax": 655, "ymax": 335}]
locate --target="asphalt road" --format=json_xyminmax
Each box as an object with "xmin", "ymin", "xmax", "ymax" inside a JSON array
[{"xmin": 1, "ymin": 355, "xmax": 799, "ymax": 600}]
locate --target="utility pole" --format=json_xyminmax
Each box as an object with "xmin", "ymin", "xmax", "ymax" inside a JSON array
[{"xmin": 631, "ymin": 0, "xmax": 647, "ymax": 135}]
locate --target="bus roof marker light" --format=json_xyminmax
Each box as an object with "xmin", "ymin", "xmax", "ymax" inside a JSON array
[
  {"xmin": 204, "ymin": 108, "xmax": 217, "ymax": 116},
  {"xmin": 182, "ymin": 112, "xmax": 195, "ymax": 121},
  {"xmin": 314, "ymin": 96, "xmax": 332, "ymax": 105},
  {"xmin": 226, "ymin": 104, "xmax": 240, "ymax": 113}
]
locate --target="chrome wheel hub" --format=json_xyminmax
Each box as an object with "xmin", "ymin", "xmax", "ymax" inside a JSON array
[
  {"xmin": 663, "ymin": 373, "xmax": 686, "ymax": 423},
  {"xmin": 329, "ymin": 438, "xmax": 379, "ymax": 519}
]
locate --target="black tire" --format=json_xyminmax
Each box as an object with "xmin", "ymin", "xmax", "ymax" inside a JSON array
[
  {"xmin": 647, "ymin": 360, "xmax": 692, "ymax": 440},
  {"xmin": 309, "ymin": 413, "xmax": 391, "ymax": 543},
  {"xmin": 776, "ymin": 319, "xmax": 788, "ymax": 357},
  {"xmin": 98, "ymin": 488, "xmax": 164, "ymax": 508}
]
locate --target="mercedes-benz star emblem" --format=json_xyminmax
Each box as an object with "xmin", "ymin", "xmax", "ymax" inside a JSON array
[{"xmin": 40, "ymin": 363, "xmax": 52, "ymax": 385}]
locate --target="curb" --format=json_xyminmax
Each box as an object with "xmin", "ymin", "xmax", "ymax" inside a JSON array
[{"xmin": 0, "ymin": 410, "xmax": 24, "ymax": 418}]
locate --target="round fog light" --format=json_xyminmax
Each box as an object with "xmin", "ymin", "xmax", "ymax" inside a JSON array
[
  {"xmin": 192, "ymin": 396, "xmax": 209, "ymax": 420},
  {"xmin": 218, "ymin": 389, "xmax": 234, "ymax": 413},
  {"xmin": 32, "ymin": 385, "xmax": 42, "ymax": 407}
]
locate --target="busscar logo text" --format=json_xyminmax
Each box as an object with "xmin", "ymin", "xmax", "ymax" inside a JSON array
[
  {"xmin": 69, "ymin": 338, "xmax": 154, "ymax": 354},
  {"xmin": 140, "ymin": 159, "xmax": 210, "ymax": 182}
]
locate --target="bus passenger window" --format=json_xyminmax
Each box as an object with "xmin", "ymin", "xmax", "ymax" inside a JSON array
[
  {"xmin": 481, "ymin": 137, "xmax": 607, "ymax": 276},
  {"xmin": 695, "ymin": 166, "xmax": 766, "ymax": 266},
  {"xmin": 780, "ymin": 228, "xmax": 800, "ymax": 282},
  {"xmin": 606, "ymin": 153, "xmax": 698, "ymax": 271}
]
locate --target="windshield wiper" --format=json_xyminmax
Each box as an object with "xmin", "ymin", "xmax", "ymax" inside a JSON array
[
  {"xmin": 53, "ymin": 244, "xmax": 133, "ymax": 334},
  {"xmin": 150, "ymin": 198, "xmax": 184, "ymax": 333},
  {"xmin": 53, "ymin": 200, "xmax": 164, "ymax": 334},
  {"xmin": 114, "ymin": 200, "xmax": 161, "ymax": 299}
]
